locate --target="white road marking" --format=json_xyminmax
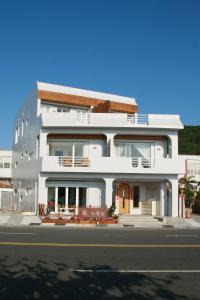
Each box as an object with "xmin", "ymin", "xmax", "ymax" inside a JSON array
[
  {"xmin": 165, "ymin": 235, "xmax": 199, "ymax": 237},
  {"xmin": 68, "ymin": 269, "xmax": 200, "ymax": 273},
  {"xmin": 0, "ymin": 232, "xmax": 36, "ymax": 235}
]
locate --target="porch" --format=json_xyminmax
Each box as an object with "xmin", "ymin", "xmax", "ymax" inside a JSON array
[{"xmin": 37, "ymin": 177, "xmax": 178, "ymax": 217}]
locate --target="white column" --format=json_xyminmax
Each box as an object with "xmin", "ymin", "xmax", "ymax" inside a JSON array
[
  {"xmin": 65, "ymin": 187, "xmax": 68, "ymax": 209},
  {"xmin": 168, "ymin": 134, "xmax": 178, "ymax": 159},
  {"xmin": 75, "ymin": 187, "xmax": 79, "ymax": 214},
  {"xmin": 115, "ymin": 185, "xmax": 119, "ymax": 214},
  {"xmin": 129, "ymin": 186, "xmax": 134, "ymax": 215},
  {"xmin": 134, "ymin": 112, "xmax": 138, "ymax": 124},
  {"xmin": 170, "ymin": 179, "xmax": 179, "ymax": 217},
  {"xmin": 38, "ymin": 175, "xmax": 47, "ymax": 206},
  {"xmin": 104, "ymin": 178, "xmax": 114, "ymax": 209},
  {"xmin": 39, "ymin": 132, "xmax": 48, "ymax": 157},
  {"xmin": 106, "ymin": 134, "xmax": 115, "ymax": 157},
  {"xmin": 55, "ymin": 187, "xmax": 58, "ymax": 213},
  {"xmin": 160, "ymin": 183, "xmax": 165, "ymax": 217}
]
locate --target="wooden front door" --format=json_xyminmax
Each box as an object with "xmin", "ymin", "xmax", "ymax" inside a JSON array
[{"xmin": 118, "ymin": 183, "xmax": 130, "ymax": 214}]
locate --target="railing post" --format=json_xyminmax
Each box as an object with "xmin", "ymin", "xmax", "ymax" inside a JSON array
[
  {"xmin": 75, "ymin": 187, "xmax": 79, "ymax": 215},
  {"xmin": 138, "ymin": 157, "xmax": 142, "ymax": 167},
  {"xmin": 135, "ymin": 113, "xmax": 138, "ymax": 124}
]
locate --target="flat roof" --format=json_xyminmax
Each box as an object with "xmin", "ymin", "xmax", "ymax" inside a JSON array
[{"xmin": 37, "ymin": 81, "xmax": 137, "ymax": 106}]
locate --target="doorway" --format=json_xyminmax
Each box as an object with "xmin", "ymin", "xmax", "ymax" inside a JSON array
[{"xmin": 118, "ymin": 183, "xmax": 130, "ymax": 214}]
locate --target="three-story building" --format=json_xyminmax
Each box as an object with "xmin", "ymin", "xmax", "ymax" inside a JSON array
[{"xmin": 12, "ymin": 82, "xmax": 184, "ymax": 217}]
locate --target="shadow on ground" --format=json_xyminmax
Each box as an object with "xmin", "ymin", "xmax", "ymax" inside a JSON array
[{"xmin": 0, "ymin": 255, "xmax": 197, "ymax": 300}]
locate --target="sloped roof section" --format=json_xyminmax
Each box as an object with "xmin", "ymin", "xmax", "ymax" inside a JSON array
[{"xmin": 37, "ymin": 81, "xmax": 138, "ymax": 114}]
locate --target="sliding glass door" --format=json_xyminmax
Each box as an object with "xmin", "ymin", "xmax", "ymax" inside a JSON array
[
  {"xmin": 50, "ymin": 142, "xmax": 88, "ymax": 157},
  {"xmin": 115, "ymin": 142, "xmax": 152, "ymax": 159}
]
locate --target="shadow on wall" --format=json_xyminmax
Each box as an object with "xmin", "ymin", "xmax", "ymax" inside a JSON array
[{"xmin": 0, "ymin": 255, "xmax": 196, "ymax": 300}]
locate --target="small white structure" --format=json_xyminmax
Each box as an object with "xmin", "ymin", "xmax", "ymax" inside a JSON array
[
  {"xmin": 12, "ymin": 81, "xmax": 184, "ymax": 217},
  {"xmin": 0, "ymin": 150, "xmax": 12, "ymax": 210},
  {"xmin": 179, "ymin": 155, "xmax": 200, "ymax": 189}
]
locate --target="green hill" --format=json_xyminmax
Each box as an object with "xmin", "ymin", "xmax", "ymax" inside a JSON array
[{"xmin": 178, "ymin": 126, "xmax": 200, "ymax": 155}]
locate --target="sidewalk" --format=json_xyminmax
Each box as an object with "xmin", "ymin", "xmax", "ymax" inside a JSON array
[
  {"xmin": 0, "ymin": 211, "xmax": 41, "ymax": 226},
  {"xmin": 0, "ymin": 211, "xmax": 200, "ymax": 228}
]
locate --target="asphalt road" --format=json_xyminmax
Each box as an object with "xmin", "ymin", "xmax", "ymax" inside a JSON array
[{"xmin": 0, "ymin": 226, "xmax": 200, "ymax": 300}]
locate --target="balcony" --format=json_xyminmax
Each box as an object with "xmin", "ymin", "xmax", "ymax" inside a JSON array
[
  {"xmin": 41, "ymin": 156, "xmax": 184, "ymax": 175},
  {"xmin": 41, "ymin": 111, "xmax": 183, "ymax": 129},
  {"xmin": 58, "ymin": 156, "xmax": 90, "ymax": 167}
]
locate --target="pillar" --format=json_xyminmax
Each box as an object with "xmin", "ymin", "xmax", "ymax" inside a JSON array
[
  {"xmin": 75, "ymin": 187, "xmax": 79, "ymax": 214},
  {"xmin": 106, "ymin": 134, "xmax": 115, "ymax": 157},
  {"xmin": 39, "ymin": 132, "xmax": 48, "ymax": 157},
  {"xmin": 38, "ymin": 175, "xmax": 47, "ymax": 205},
  {"xmin": 65, "ymin": 187, "xmax": 68, "ymax": 209},
  {"xmin": 160, "ymin": 182, "xmax": 165, "ymax": 217},
  {"xmin": 170, "ymin": 178, "xmax": 179, "ymax": 217},
  {"xmin": 55, "ymin": 187, "xmax": 58, "ymax": 213},
  {"xmin": 103, "ymin": 178, "xmax": 114, "ymax": 209}
]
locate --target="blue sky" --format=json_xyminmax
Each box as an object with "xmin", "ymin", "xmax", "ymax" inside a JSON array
[{"xmin": 0, "ymin": 0, "xmax": 200, "ymax": 149}]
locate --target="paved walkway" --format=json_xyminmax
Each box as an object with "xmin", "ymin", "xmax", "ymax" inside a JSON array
[
  {"xmin": 0, "ymin": 211, "xmax": 41, "ymax": 226},
  {"xmin": 192, "ymin": 214, "xmax": 200, "ymax": 224},
  {"xmin": 0, "ymin": 211, "xmax": 200, "ymax": 228}
]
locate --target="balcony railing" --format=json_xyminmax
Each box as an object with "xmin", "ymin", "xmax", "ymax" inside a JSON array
[
  {"xmin": 57, "ymin": 156, "xmax": 152, "ymax": 168},
  {"xmin": 58, "ymin": 156, "xmax": 90, "ymax": 167},
  {"xmin": 127, "ymin": 114, "xmax": 148, "ymax": 125},
  {"xmin": 132, "ymin": 157, "xmax": 152, "ymax": 168}
]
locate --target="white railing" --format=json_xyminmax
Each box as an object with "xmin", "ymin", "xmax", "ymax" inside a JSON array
[
  {"xmin": 76, "ymin": 112, "xmax": 89, "ymax": 124},
  {"xmin": 132, "ymin": 157, "xmax": 152, "ymax": 168},
  {"xmin": 58, "ymin": 156, "xmax": 90, "ymax": 167},
  {"xmin": 127, "ymin": 113, "xmax": 148, "ymax": 125}
]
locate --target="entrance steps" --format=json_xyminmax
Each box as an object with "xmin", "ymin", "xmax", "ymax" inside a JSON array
[{"xmin": 118, "ymin": 215, "xmax": 163, "ymax": 228}]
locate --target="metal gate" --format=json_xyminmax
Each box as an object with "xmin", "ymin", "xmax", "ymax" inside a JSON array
[{"xmin": 0, "ymin": 191, "xmax": 13, "ymax": 210}]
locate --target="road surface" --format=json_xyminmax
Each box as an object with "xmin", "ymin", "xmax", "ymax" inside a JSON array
[{"xmin": 0, "ymin": 226, "xmax": 199, "ymax": 299}]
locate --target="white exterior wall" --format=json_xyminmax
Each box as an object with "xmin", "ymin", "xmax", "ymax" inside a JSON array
[
  {"xmin": 12, "ymin": 90, "xmax": 41, "ymax": 212},
  {"xmin": 11, "ymin": 82, "xmax": 184, "ymax": 217},
  {"xmin": 0, "ymin": 150, "xmax": 12, "ymax": 178},
  {"xmin": 179, "ymin": 155, "xmax": 200, "ymax": 182}
]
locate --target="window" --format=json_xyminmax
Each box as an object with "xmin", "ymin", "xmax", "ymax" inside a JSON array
[
  {"xmin": 133, "ymin": 186, "xmax": 140, "ymax": 208},
  {"xmin": 51, "ymin": 142, "xmax": 88, "ymax": 158},
  {"xmin": 28, "ymin": 152, "xmax": 33, "ymax": 160},
  {"xmin": 74, "ymin": 144, "xmax": 84, "ymax": 157},
  {"xmin": 58, "ymin": 187, "xmax": 65, "ymax": 209},
  {"xmin": 41, "ymin": 103, "xmax": 70, "ymax": 113},
  {"xmin": 15, "ymin": 161, "xmax": 18, "ymax": 168},
  {"xmin": 48, "ymin": 187, "xmax": 55, "ymax": 212},
  {"xmin": 79, "ymin": 188, "xmax": 87, "ymax": 207},
  {"xmin": 15, "ymin": 125, "xmax": 20, "ymax": 144},
  {"xmin": 21, "ymin": 153, "xmax": 24, "ymax": 159},
  {"xmin": 25, "ymin": 188, "xmax": 32, "ymax": 196},
  {"xmin": 25, "ymin": 119, "xmax": 28, "ymax": 126},
  {"xmin": 4, "ymin": 162, "xmax": 10, "ymax": 168},
  {"xmin": 116, "ymin": 142, "xmax": 151, "ymax": 159},
  {"xmin": 36, "ymin": 135, "xmax": 40, "ymax": 159},
  {"xmin": 57, "ymin": 106, "xmax": 69, "ymax": 113},
  {"xmin": 21, "ymin": 120, "xmax": 24, "ymax": 136},
  {"xmin": 0, "ymin": 157, "xmax": 11, "ymax": 168},
  {"xmin": 55, "ymin": 151, "xmax": 64, "ymax": 157},
  {"xmin": 14, "ymin": 189, "xmax": 17, "ymax": 195},
  {"xmin": 187, "ymin": 162, "xmax": 200, "ymax": 176},
  {"xmin": 68, "ymin": 187, "xmax": 76, "ymax": 207}
]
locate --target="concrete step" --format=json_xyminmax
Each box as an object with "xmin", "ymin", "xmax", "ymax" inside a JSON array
[{"xmin": 118, "ymin": 215, "xmax": 161, "ymax": 226}]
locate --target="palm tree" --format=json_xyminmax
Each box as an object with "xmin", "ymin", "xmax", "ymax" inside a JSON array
[{"xmin": 178, "ymin": 175, "xmax": 197, "ymax": 192}]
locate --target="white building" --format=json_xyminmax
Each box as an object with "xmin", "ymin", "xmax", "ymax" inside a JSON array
[
  {"xmin": 179, "ymin": 155, "xmax": 200, "ymax": 190},
  {"xmin": 12, "ymin": 81, "xmax": 184, "ymax": 217},
  {"xmin": 0, "ymin": 150, "xmax": 12, "ymax": 210}
]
